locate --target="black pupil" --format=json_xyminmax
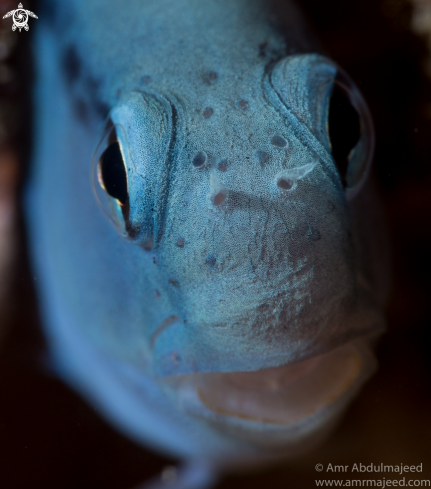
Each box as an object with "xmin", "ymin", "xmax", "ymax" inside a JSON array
[
  {"xmin": 328, "ymin": 83, "xmax": 361, "ymax": 186},
  {"xmin": 99, "ymin": 141, "xmax": 128, "ymax": 205}
]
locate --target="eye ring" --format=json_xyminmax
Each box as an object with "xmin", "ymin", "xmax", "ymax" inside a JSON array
[
  {"xmin": 325, "ymin": 69, "xmax": 375, "ymax": 201},
  {"xmin": 91, "ymin": 119, "xmax": 130, "ymax": 234}
]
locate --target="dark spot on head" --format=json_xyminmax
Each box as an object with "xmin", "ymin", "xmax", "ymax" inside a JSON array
[
  {"xmin": 218, "ymin": 160, "xmax": 228, "ymax": 172},
  {"xmin": 62, "ymin": 45, "xmax": 81, "ymax": 85},
  {"xmin": 271, "ymin": 135, "xmax": 287, "ymax": 148},
  {"xmin": 176, "ymin": 238, "xmax": 185, "ymax": 248},
  {"xmin": 155, "ymin": 289, "xmax": 161, "ymax": 299},
  {"xmin": 206, "ymin": 255, "xmax": 216, "ymax": 267},
  {"xmin": 203, "ymin": 107, "xmax": 214, "ymax": 119},
  {"xmin": 169, "ymin": 277, "xmax": 180, "ymax": 288},
  {"xmin": 172, "ymin": 351, "xmax": 181, "ymax": 363},
  {"xmin": 277, "ymin": 178, "xmax": 293, "ymax": 190},
  {"xmin": 203, "ymin": 70, "xmax": 218, "ymax": 84},
  {"xmin": 141, "ymin": 75, "xmax": 151, "ymax": 85},
  {"xmin": 152, "ymin": 255, "xmax": 158, "ymax": 265},
  {"xmin": 213, "ymin": 192, "xmax": 226, "ymax": 206},
  {"xmin": 116, "ymin": 89, "xmax": 122, "ymax": 99},
  {"xmin": 236, "ymin": 100, "xmax": 249, "ymax": 110},
  {"xmin": 256, "ymin": 151, "xmax": 270, "ymax": 166},
  {"xmin": 192, "ymin": 151, "xmax": 207, "ymax": 168}
]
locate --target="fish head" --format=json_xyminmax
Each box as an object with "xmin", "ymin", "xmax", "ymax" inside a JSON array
[{"xmin": 91, "ymin": 53, "xmax": 384, "ymax": 451}]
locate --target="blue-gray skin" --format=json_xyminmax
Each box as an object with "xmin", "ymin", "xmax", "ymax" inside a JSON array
[{"xmin": 26, "ymin": 0, "xmax": 389, "ymax": 487}]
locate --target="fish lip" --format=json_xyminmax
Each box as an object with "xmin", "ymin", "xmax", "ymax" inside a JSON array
[{"xmin": 159, "ymin": 338, "xmax": 377, "ymax": 444}]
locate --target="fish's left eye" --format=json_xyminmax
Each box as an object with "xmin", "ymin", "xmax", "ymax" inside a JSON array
[
  {"xmin": 325, "ymin": 71, "xmax": 374, "ymax": 200},
  {"xmin": 92, "ymin": 121, "xmax": 129, "ymax": 233}
]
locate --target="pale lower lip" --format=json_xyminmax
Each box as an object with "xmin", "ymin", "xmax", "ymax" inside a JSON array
[{"xmin": 162, "ymin": 340, "xmax": 376, "ymax": 427}]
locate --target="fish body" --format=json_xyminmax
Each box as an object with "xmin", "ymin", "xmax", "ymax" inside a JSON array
[{"xmin": 26, "ymin": 0, "xmax": 389, "ymax": 482}]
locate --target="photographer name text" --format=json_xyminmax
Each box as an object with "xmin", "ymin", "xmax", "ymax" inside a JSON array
[{"xmin": 322, "ymin": 464, "xmax": 423, "ymax": 475}]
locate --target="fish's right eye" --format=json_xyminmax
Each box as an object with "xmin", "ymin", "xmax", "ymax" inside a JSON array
[
  {"xmin": 98, "ymin": 136, "xmax": 128, "ymax": 206},
  {"xmin": 92, "ymin": 121, "xmax": 130, "ymax": 234}
]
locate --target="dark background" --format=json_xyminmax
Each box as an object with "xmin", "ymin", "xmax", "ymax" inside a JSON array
[{"xmin": 1, "ymin": 0, "xmax": 430, "ymax": 487}]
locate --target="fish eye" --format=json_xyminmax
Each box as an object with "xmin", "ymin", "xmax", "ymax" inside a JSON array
[
  {"xmin": 325, "ymin": 71, "xmax": 374, "ymax": 200},
  {"xmin": 99, "ymin": 138, "xmax": 128, "ymax": 205},
  {"xmin": 327, "ymin": 84, "xmax": 360, "ymax": 184},
  {"xmin": 92, "ymin": 120, "xmax": 130, "ymax": 233}
]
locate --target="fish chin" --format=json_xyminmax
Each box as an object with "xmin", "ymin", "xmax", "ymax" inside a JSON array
[{"xmin": 161, "ymin": 340, "xmax": 376, "ymax": 452}]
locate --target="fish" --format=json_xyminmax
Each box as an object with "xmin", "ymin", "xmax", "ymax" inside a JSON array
[{"xmin": 25, "ymin": 0, "xmax": 390, "ymax": 487}]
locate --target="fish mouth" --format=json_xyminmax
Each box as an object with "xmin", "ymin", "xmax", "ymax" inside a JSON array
[{"xmin": 161, "ymin": 340, "xmax": 376, "ymax": 446}]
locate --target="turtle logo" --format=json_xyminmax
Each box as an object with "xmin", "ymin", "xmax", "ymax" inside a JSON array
[{"xmin": 2, "ymin": 3, "xmax": 38, "ymax": 32}]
